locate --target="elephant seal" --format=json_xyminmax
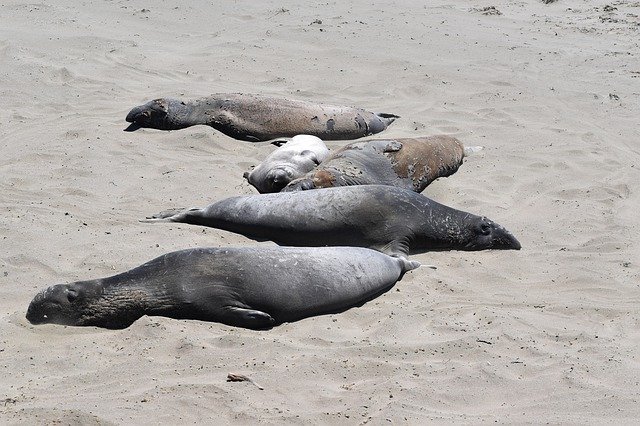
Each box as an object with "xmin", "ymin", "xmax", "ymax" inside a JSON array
[
  {"xmin": 243, "ymin": 135, "xmax": 330, "ymax": 193},
  {"xmin": 145, "ymin": 185, "xmax": 521, "ymax": 256},
  {"xmin": 124, "ymin": 93, "xmax": 399, "ymax": 142},
  {"xmin": 283, "ymin": 135, "xmax": 465, "ymax": 193},
  {"xmin": 26, "ymin": 246, "xmax": 419, "ymax": 330}
]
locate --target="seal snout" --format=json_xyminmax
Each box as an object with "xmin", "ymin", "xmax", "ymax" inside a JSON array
[
  {"xmin": 26, "ymin": 284, "xmax": 77, "ymax": 325},
  {"xmin": 26, "ymin": 289, "xmax": 47, "ymax": 324},
  {"xmin": 490, "ymin": 225, "xmax": 521, "ymax": 250},
  {"xmin": 465, "ymin": 217, "xmax": 521, "ymax": 251},
  {"xmin": 124, "ymin": 106, "xmax": 145, "ymax": 131},
  {"xmin": 125, "ymin": 107, "xmax": 140, "ymax": 123}
]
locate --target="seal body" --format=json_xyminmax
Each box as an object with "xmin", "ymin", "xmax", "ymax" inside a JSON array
[
  {"xmin": 26, "ymin": 246, "xmax": 419, "ymax": 330},
  {"xmin": 125, "ymin": 93, "xmax": 399, "ymax": 141},
  {"xmin": 283, "ymin": 135, "xmax": 465, "ymax": 193},
  {"xmin": 146, "ymin": 185, "xmax": 521, "ymax": 257},
  {"xmin": 244, "ymin": 135, "xmax": 330, "ymax": 193}
]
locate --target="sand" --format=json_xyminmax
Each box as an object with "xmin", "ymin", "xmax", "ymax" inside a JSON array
[{"xmin": 1, "ymin": 0, "xmax": 639, "ymax": 423}]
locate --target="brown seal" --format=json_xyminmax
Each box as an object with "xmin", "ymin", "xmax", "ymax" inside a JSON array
[
  {"xmin": 125, "ymin": 93, "xmax": 399, "ymax": 142},
  {"xmin": 283, "ymin": 135, "xmax": 465, "ymax": 192}
]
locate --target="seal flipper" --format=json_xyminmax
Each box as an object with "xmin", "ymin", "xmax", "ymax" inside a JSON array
[
  {"xmin": 375, "ymin": 235, "xmax": 411, "ymax": 258},
  {"xmin": 376, "ymin": 112, "xmax": 400, "ymax": 125},
  {"xmin": 223, "ymin": 306, "xmax": 276, "ymax": 330},
  {"xmin": 271, "ymin": 138, "xmax": 290, "ymax": 147},
  {"xmin": 281, "ymin": 178, "xmax": 316, "ymax": 192},
  {"xmin": 299, "ymin": 150, "xmax": 322, "ymax": 165},
  {"xmin": 142, "ymin": 207, "xmax": 199, "ymax": 222}
]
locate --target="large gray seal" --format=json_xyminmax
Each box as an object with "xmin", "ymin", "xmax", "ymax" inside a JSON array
[
  {"xmin": 124, "ymin": 93, "xmax": 399, "ymax": 142},
  {"xmin": 145, "ymin": 185, "xmax": 521, "ymax": 257},
  {"xmin": 243, "ymin": 135, "xmax": 330, "ymax": 193},
  {"xmin": 283, "ymin": 135, "xmax": 465, "ymax": 193},
  {"xmin": 26, "ymin": 246, "xmax": 419, "ymax": 330}
]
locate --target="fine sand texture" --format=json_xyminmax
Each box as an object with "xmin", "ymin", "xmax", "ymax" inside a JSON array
[{"xmin": 1, "ymin": 0, "xmax": 639, "ymax": 423}]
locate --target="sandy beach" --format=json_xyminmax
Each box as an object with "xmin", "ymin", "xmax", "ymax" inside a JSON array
[{"xmin": 1, "ymin": 0, "xmax": 639, "ymax": 423}]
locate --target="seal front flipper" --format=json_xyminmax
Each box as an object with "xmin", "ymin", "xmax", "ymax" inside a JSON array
[
  {"xmin": 223, "ymin": 306, "xmax": 276, "ymax": 330},
  {"xmin": 375, "ymin": 235, "xmax": 411, "ymax": 258},
  {"xmin": 281, "ymin": 178, "xmax": 316, "ymax": 192}
]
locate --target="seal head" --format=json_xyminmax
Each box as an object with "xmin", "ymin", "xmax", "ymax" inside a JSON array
[
  {"xmin": 27, "ymin": 282, "xmax": 102, "ymax": 326},
  {"xmin": 243, "ymin": 135, "xmax": 329, "ymax": 193},
  {"xmin": 125, "ymin": 98, "xmax": 191, "ymax": 131}
]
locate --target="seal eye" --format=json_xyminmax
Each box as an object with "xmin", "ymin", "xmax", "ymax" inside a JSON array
[
  {"xmin": 480, "ymin": 223, "xmax": 492, "ymax": 235},
  {"xmin": 66, "ymin": 288, "xmax": 78, "ymax": 303}
]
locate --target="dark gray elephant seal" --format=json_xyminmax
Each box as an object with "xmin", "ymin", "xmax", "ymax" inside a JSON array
[
  {"xmin": 26, "ymin": 246, "xmax": 419, "ymax": 330},
  {"xmin": 243, "ymin": 135, "xmax": 330, "ymax": 193},
  {"xmin": 124, "ymin": 93, "xmax": 399, "ymax": 142},
  {"xmin": 283, "ymin": 135, "xmax": 465, "ymax": 193},
  {"xmin": 145, "ymin": 185, "xmax": 521, "ymax": 257}
]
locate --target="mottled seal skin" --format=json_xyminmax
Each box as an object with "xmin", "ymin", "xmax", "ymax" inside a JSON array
[
  {"xmin": 26, "ymin": 246, "xmax": 419, "ymax": 330},
  {"xmin": 243, "ymin": 135, "xmax": 330, "ymax": 193},
  {"xmin": 283, "ymin": 135, "xmax": 465, "ymax": 193},
  {"xmin": 145, "ymin": 185, "xmax": 521, "ymax": 257},
  {"xmin": 124, "ymin": 93, "xmax": 399, "ymax": 142}
]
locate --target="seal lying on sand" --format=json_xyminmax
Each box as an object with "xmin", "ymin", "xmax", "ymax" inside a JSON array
[
  {"xmin": 26, "ymin": 246, "xmax": 419, "ymax": 330},
  {"xmin": 283, "ymin": 135, "xmax": 465, "ymax": 193},
  {"xmin": 145, "ymin": 185, "xmax": 521, "ymax": 257},
  {"xmin": 125, "ymin": 93, "xmax": 399, "ymax": 141},
  {"xmin": 243, "ymin": 135, "xmax": 330, "ymax": 193}
]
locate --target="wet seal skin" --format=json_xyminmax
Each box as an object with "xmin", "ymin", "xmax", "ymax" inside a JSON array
[
  {"xmin": 144, "ymin": 185, "xmax": 521, "ymax": 257},
  {"xmin": 283, "ymin": 135, "xmax": 465, "ymax": 193},
  {"xmin": 27, "ymin": 246, "xmax": 419, "ymax": 330},
  {"xmin": 125, "ymin": 93, "xmax": 399, "ymax": 142},
  {"xmin": 243, "ymin": 135, "xmax": 330, "ymax": 193}
]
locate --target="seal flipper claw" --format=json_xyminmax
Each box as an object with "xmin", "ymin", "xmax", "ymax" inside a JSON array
[{"xmin": 224, "ymin": 306, "xmax": 276, "ymax": 330}]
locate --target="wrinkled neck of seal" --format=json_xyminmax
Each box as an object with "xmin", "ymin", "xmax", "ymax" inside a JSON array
[
  {"xmin": 162, "ymin": 99, "xmax": 205, "ymax": 129},
  {"xmin": 27, "ymin": 274, "xmax": 184, "ymax": 329},
  {"xmin": 414, "ymin": 198, "xmax": 521, "ymax": 251},
  {"xmin": 90, "ymin": 274, "xmax": 184, "ymax": 328}
]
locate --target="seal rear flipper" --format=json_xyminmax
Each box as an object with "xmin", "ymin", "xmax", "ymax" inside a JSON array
[
  {"xmin": 376, "ymin": 113, "xmax": 400, "ymax": 125},
  {"xmin": 270, "ymin": 138, "xmax": 290, "ymax": 147},
  {"xmin": 223, "ymin": 306, "xmax": 276, "ymax": 330},
  {"xmin": 142, "ymin": 207, "xmax": 198, "ymax": 222}
]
